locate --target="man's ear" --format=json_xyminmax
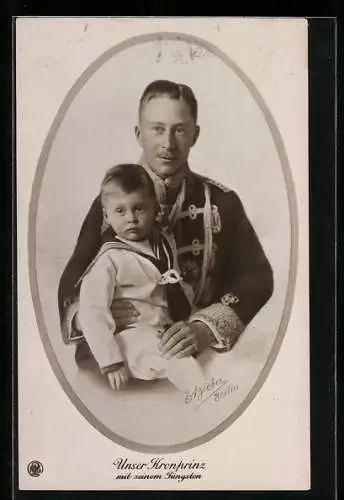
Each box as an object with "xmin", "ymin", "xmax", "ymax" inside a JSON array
[
  {"xmin": 191, "ymin": 125, "xmax": 200, "ymax": 147},
  {"xmin": 135, "ymin": 125, "xmax": 143, "ymax": 146},
  {"xmin": 102, "ymin": 208, "xmax": 108, "ymax": 222}
]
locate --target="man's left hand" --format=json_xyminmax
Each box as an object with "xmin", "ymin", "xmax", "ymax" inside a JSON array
[{"xmin": 158, "ymin": 321, "xmax": 214, "ymax": 359}]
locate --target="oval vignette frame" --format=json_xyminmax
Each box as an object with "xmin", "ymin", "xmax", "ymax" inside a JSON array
[{"xmin": 28, "ymin": 32, "xmax": 298, "ymax": 453}]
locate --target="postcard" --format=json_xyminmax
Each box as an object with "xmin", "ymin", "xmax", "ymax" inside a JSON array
[{"xmin": 16, "ymin": 17, "xmax": 309, "ymax": 490}]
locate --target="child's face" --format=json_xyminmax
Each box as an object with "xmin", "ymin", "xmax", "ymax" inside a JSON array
[{"xmin": 103, "ymin": 184, "xmax": 156, "ymax": 241}]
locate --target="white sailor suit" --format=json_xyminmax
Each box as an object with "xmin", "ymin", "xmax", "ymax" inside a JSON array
[{"xmin": 77, "ymin": 231, "xmax": 204, "ymax": 388}]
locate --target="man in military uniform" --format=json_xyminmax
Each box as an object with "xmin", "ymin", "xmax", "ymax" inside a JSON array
[{"xmin": 58, "ymin": 79, "xmax": 273, "ymax": 365}]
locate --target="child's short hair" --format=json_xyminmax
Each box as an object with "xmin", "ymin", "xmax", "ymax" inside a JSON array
[
  {"xmin": 139, "ymin": 80, "xmax": 198, "ymax": 122},
  {"xmin": 100, "ymin": 164, "xmax": 157, "ymax": 208}
]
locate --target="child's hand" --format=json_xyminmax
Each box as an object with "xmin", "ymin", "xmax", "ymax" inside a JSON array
[{"xmin": 107, "ymin": 365, "xmax": 130, "ymax": 390}]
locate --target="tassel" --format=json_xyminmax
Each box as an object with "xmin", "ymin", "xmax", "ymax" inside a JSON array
[
  {"xmin": 158, "ymin": 269, "xmax": 191, "ymax": 322},
  {"xmin": 166, "ymin": 283, "xmax": 192, "ymax": 322}
]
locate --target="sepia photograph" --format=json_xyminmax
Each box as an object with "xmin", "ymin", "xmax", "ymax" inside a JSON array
[{"xmin": 27, "ymin": 31, "xmax": 297, "ymax": 452}]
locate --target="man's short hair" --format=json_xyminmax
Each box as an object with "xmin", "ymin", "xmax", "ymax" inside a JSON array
[
  {"xmin": 100, "ymin": 164, "xmax": 157, "ymax": 208},
  {"xmin": 139, "ymin": 80, "xmax": 198, "ymax": 122}
]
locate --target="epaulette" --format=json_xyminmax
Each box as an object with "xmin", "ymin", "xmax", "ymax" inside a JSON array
[{"xmin": 194, "ymin": 173, "xmax": 231, "ymax": 193}]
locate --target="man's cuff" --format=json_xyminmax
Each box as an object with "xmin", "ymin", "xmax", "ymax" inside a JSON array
[
  {"xmin": 190, "ymin": 302, "xmax": 245, "ymax": 351},
  {"xmin": 61, "ymin": 298, "xmax": 84, "ymax": 345}
]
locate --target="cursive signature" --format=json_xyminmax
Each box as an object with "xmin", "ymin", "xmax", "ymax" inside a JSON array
[{"xmin": 184, "ymin": 377, "xmax": 238, "ymax": 410}]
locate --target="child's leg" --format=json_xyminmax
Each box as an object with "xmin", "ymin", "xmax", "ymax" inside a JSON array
[
  {"xmin": 116, "ymin": 326, "xmax": 206, "ymax": 390},
  {"xmin": 164, "ymin": 356, "xmax": 206, "ymax": 392},
  {"xmin": 116, "ymin": 326, "xmax": 167, "ymax": 381}
]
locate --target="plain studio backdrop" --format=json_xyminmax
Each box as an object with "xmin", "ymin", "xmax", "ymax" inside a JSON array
[{"xmin": 33, "ymin": 38, "xmax": 291, "ymax": 448}]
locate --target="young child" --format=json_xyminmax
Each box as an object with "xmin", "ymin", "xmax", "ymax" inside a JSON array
[{"xmin": 77, "ymin": 164, "xmax": 204, "ymax": 391}]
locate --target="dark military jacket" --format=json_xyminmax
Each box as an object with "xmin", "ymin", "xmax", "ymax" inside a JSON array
[{"xmin": 58, "ymin": 170, "xmax": 273, "ymax": 351}]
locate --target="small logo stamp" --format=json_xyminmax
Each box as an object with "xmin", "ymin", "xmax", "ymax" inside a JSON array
[{"xmin": 27, "ymin": 460, "xmax": 43, "ymax": 477}]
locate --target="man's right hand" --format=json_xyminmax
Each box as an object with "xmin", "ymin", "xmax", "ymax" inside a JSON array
[
  {"xmin": 74, "ymin": 300, "xmax": 140, "ymax": 333},
  {"xmin": 110, "ymin": 300, "xmax": 140, "ymax": 329}
]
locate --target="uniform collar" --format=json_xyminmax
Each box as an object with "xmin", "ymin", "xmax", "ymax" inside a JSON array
[{"xmin": 138, "ymin": 156, "xmax": 191, "ymax": 204}]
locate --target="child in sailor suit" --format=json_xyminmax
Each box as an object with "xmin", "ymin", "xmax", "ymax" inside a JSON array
[{"xmin": 78, "ymin": 164, "xmax": 204, "ymax": 391}]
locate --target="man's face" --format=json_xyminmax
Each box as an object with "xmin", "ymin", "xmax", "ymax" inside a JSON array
[
  {"xmin": 135, "ymin": 96, "xmax": 200, "ymax": 179},
  {"xmin": 103, "ymin": 184, "xmax": 156, "ymax": 242}
]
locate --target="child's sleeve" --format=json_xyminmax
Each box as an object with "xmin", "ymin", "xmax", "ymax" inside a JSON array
[{"xmin": 79, "ymin": 252, "xmax": 124, "ymax": 373}]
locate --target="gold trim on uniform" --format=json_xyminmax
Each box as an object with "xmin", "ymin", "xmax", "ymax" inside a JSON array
[
  {"xmin": 190, "ymin": 303, "xmax": 245, "ymax": 351},
  {"xmin": 177, "ymin": 239, "xmax": 203, "ymax": 256},
  {"xmin": 195, "ymin": 173, "xmax": 231, "ymax": 193},
  {"xmin": 178, "ymin": 203, "xmax": 222, "ymax": 235}
]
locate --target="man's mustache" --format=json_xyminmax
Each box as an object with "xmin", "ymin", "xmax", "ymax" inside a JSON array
[{"xmin": 158, "ymin": 149, "xmax": 178, "ymax": 159}]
